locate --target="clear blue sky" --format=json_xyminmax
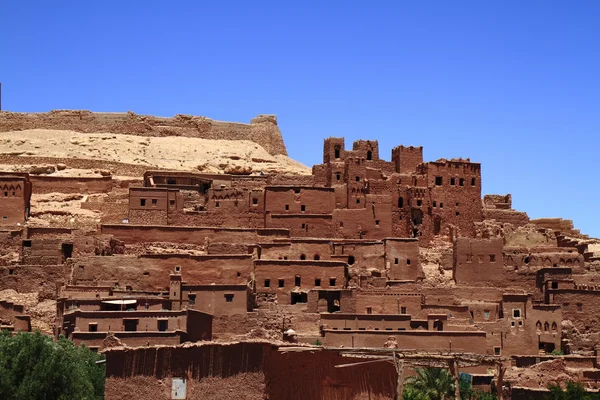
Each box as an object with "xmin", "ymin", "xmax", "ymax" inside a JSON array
[{"xmin": 1, "ymin": 1, "xmax": 598, "ymax": 237}]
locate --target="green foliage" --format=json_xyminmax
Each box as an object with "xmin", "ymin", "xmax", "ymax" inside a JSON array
[
  {"xmin": 0, "ymin": 331, "xmax": 105, "ymax": 400},
  {"xmin": 550, "ymin": 350, "xmax": 564, "ymax": 356},
  {"xmin": 548, "ymin": 381, "xmax": 600, "ymax": 400},
  {"xmin": 313, "ymin": 339, "xmax": 322, "ymax": 346},
  {"xmin": 404, "ymin": 368, "xmax": 454, "ymax": 400}
]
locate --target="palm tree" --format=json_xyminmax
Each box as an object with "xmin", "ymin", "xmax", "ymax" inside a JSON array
[{"xmin": 403, "ymin": 368, "xmax": 454, "ymax": 400}]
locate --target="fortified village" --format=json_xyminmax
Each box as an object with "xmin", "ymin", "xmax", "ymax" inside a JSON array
[{"xmin": 0, "ymin": 110, "xmax": 599, "ymax": 399}]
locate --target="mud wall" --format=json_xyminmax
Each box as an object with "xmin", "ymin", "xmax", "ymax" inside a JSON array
[
  {"xmin": 104, "ymin": 342, "xmax": 396, "ymax": 400},
  {"xmin": 0, "ymin": 110, "xmax": 287, "ymax": 156}
]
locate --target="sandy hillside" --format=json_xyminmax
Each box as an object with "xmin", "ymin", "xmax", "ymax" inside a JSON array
[{"xmin": 0, "ymin": 129, "xmax": 310, "ymax": 175}]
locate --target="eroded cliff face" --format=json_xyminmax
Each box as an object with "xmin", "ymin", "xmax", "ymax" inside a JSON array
[{"xmin": 0, "ymin": 110, "xmax": 288, "ymax": 156}]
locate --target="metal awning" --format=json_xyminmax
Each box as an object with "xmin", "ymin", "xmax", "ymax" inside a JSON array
[{"xmin": 102, "ymin": 299, "xmax": 137, "ymax": 305}]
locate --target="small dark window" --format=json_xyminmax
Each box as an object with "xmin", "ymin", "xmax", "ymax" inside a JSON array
[
  {"xmin": 140, "ymin": 199, "xmax": 146, "ymax": 206},
  {"xmin": 336, "ymin": 173, "xmax": 341, "ymax": 181},
  {"xmin": 264, "ymin": 279, "xmax": 270, "ymax": 288},
  {"xmin": 551, "ymin": 282, "xmax": 558, "ymax": 289},
  {"xmin": 459, "ymin": 178, "xmax": 465, "ymax": 186},
  {"xmin": 301, "ymin": 205, "xmax": 306, "ymax": 212},
  {"xmin": 215, "ymin": 202, "xmax": 220, "ymax": 207},
  {"xmin": 295, "ymin": 275, "xmax": 301, "ymax": 286},
  {"xmin": 356, "ymin": 176, "xmax": 360, "ymax": 182},
  {"xmin": 89, "ymin": 323, "xmax": 98, "ymax": 332},
  {"xmin": 167, "ymin": 179, "xmax": 176, "ymax": 185},
  {"xmin": 315, "ymin": 278, "xmax": 321, "ymax": 287},
  {"xmin": 3, "ymin": 192, "xmax": 7, "ymax": 197},
  {"xmin": 314, "ymin": 254, "xmax": 320, "ymax": 260},
  {"xmin": 23, "ymin": 240, "xmax": 32, "ymax": 247},
  {"xmin": 188, "ymin": 294, "xmax": 196, "ymax": 305},
  {"xmin": 124, "ymin": 320, "xmax": 138, "ymax": 332},
  {"xmin": 285, "ymin": 205, "xmax": 289, "ymax": 210},
  {"xmin": 301, "ymin": 223, "xmax": 306, "ymax": 229},
  {"xmin": 151, "ymin": 199, "xmax": 157, "ymax": 206},
  {"xmin": 456, "ymin": 212, "xmax": 460, "ymax": 216},
  {"xmin": 440, "ymin": 203, "xmax": 444, "ymax": 208},
  {"xmin": 329, "ymin": 278, "xmax": 336, "ymax": 286},
  {"xmin": 375, "ymin": 220, "xmax": 380, "ymax": 226},
  {"xmin": 8, "ymin": 268, "xmax": 14, "ymax": 275},
  {"xmin": 407, "ymin": 259, "xmax": 411, "ymax": 265},
  {"xmin": 435, "ymin": 176, "xmax": 442, "ymax": 186},
  {"xmin": 394, "ymin": 258, "xmax": 399, "ymax": 264},
  {"xmin": 398, "ymin": 197, "xmax": 404, "ymax": 208},
  {"xmin": 252, "ymin": 197, "xmax": 258, "ymax": 205},
  {"xmin": 158, "ymin": 320, "xmax": 168, "ymax": 332},
  {"xmin": 433, "ymin": 201, "xmax": 437, "ymax": 207},
  {"xmin": 348, "ymin": 255, "xmax": 355, "ymax": 265},
  {"xmin": 300, "ymin": 254, "xmax": 306, "ymax": 260},
  {"xmin": 169, "ymin": 199, "xmax": 175, "ymax": 206},
  {"xmin": 225, "ymin": 294, "xmax": 234, "ymax": 302},
  {"xmin": 334, "ymin": 146, "xmax": 340, "ymax": 159},
  {"xmin": 513, "ymin": 309, "xmax": 521, "ymax": 318},
  {"xmin": 490, "ymin": 254, "xmax": 496, "ymax": 262},
  {"xmin": 450, "ymin": 178, "xmax": 456, "ymax": 186},
  {"xmin": 366, "ymin": 150, "xmax": 372, "ymax": 160},
  {"xmin": 577, "ymin": 303, "xmax": 583, "ymax": 312},
  {"xmin": 471, "ymin": 178, "xmax": 476, "ymax": 186},
  {"xmin": 401, "ymin": 307, "xmax": 407, "ymax": 314},
  {"xmin": 494, "ymin": 347, "xmax": 501, "ymax": 356},
  {"xmin": 278, "ymin": 279, "xmax": 284, "ymax": 288},
  {"xmin": 366, "ymin": 307, "xmax": 372, "ymax": 314},
  {"xmin": 356, "ymin": 199, "xmax": 360, "ymax": 204},
  {"xmin": 417, "ymin": 200, "xmax": 422, "ymax": 206}
]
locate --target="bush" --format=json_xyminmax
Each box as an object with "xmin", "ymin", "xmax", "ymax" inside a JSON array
[{"xmin": 0, "ymin": 331, "xmax": 105, "ymax": 400}]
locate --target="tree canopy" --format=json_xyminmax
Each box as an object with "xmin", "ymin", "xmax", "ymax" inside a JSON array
[{"xmin": 0, "ymin": 331, "xmax": 105, "ymax": 400}]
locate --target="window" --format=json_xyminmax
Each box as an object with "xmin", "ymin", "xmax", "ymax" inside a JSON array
[
  {"xmin": 252, "ymin": 197, "xmax": 258, "ymax": 205},
  {"xmin": 513, "ymin": 309, "xmax": 521, "ymax": 318},
  {"xmin": 294, "ymin": 188, "xmax": 300, "ymax": 194},
  {"xmin": 494, "ymin": 347, "xmax": 501, "ymax": 356},
  {"xmin": 3, "ymin": 192, "xmax": 7, "ymax": 197},
  {"xmin": 167, "ymin": 179, "xmax": 176, "ymax": 184},
  {"xmin": 301, "ymin": 223, "xmax": 306, "ymax": 229},
  {"xmin": 366, "ymin": 307, "xmax": 372, "ymax": 314},
  {"xmin": 295, "ymin": 275, "xmax": 301, "ymax": 286},
  {"xmin": 140, "ymin": 199, "xmax": 146, "ymax": 206},
  {"xmin": 158, "ymin": 320, "xmax": 168, "ymax": 332},
  {"xmin": 151, "ymin": 199, "xmax": 157, "ymax": 206},
  {"xmin": 401, "ymin": 307, "xmax": 407, "ymax": 314},
  {"xmin": 339, "ymin": 221, "xmax": 344, "ymax": 228},
  {"xmin": 406, "ymin": 259, "xmax": 411, "ymax": 265},
  {"xmin": 398, "ymin": 197, "xmax": 404, "ymax": 208},
  {"xmin": 489, "ymin": 254, "xmax": 496, "ymax": 262},
  {"xmin": 215, "ymin": 202, "xmax": 220, "ymax": 208},
  {"xmin": 459, "ymin": 178, "xmax": 465, "ymax": 186},
  {"xmin": 417, "ymin": 200, "xmax": 422, "ymax": 206},
  {"xmin": 264, "ymin": 279, "xmax": 270, "ymax": 288},
  {"xmin": 124, "ymin": 319, "xmax": 138, "ymax": 332},
  {"xmin": 285, "ymin": 205, "xmax": 289, "ymax": 210},
  {"xmin": 394, "ymin": 258, "xmax": 399, "ymax": 265},
  {"xmin": 456, "ymin": 212, "xmax": 460, "ymax": 216},
  {"xmin": 224, "ymin": 294, "xmax": 234, "ymax": 302},
  {"xmin": 300, "ymin": 254, "xmax": 306, "ymax": 260},
  {"xmin": 471, "ymin": 178, "xmax": 476, "ymax": 186},
  {"xmin": 577, "ymin": 303, "xmax": 583, "ymax": 312},
  {"xmin": 367, "ymin": 150, "xmax": 372, "ymax": 160},
  {"xmin": 301, "ymin": 205, "xmax": 306, "ymax": 212},
  {"xmin": 375, "ymin": 220, "xmax": 380, "ymax": 226},
  {"xmin": 435, "ymin": 176, "xmax": 442, "ymax": 186},
  {"xmin": 329, "ymin": 278, "xmax": 336, "ymax": 286},
  {"xmin": 314, "ymin": 278, "xmax": 321, "ymax": 287},
  {"xmin": 484, "ymin": 310, "xmax": 490, "ymax": 320},
  {"xmin": 278, "ymin": 279, "xmax": 284, "ymax": 288},
  {"xmin": 334, "ymin": 146, "xmax": 340, "ymax": 159},
  {"xmin": 356, "ymin": 199, "xmax": 360, "ymax": 204},
  {"xmin": 169, "ymin": 199, "xmax": 175, "ymax": 206},
  {"xmin": 356, "ymin": 176, "xmax": 360, "ymax": 182},
  {"xmin": 88, "ymin": 323, "xmax": 98, "ymax": 332},
  {"xmin": 433, "ymin": 201, "xmax": 437, "ymax": 207},
  {"xmin": 336, "ymin": 173, "xmax": 341, "ymax": 181},
  {"xmin": 551, "ymin": 282, "xmax": 558, "ymax": 289},
  {"xmin": 188, "ymin": 294, "xmax": 196, "ymax": 305},
  {"xmin": 440, "ymin": 203, "xmax": 444, "ymax": 208},
  {"xmin": 314, "ymin": 254, "xmax": 320, "ymax": 260},
  {"xmin": 519, "ymin": 320, "xmax": 523, "ymax": 327},
  {"xmin": 348, "ymin": 256, "xmax": 355, "ymax": 265},
  {"xmin": 450, "ymin": 177, "xmax": 456, "ymax": 186},
  {"xmin": 23, "ymin": 240, "xmax": 32, "ymax": 247}
]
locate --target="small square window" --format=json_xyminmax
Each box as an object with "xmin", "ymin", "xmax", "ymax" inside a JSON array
[
  {"xmin": 215, "ymin": 202, "xmax": 220, "ymax": 207},
  {"xmin": 88, "ymin": 323, "xmax": 98, "ymax": 332},
  {"xmin": 471, "ymin": 178, "xmax": 476, "ymax": 186},
  {"xmin": 295, "ymin": 276, "xmax": 301, "ymax": 286},
  {"xmin": 366, "ymin": 307, "xmax": 372, "ymax": 314},
  {"xmin": 356, "ymin": 199, "xmax": 360, "ymax": 204},
  {"xmin": 484, "ymin": 311, "xmax": 490, "ymax": 320},
  {"xmin": 494, "ymin": 347, "xmax": 501, "ymax": 356},
  {"xmin": 440, "ymin": 203, "xmax": 444, "ymax": 208},
  {"xmin": 278, "ymin": 279, "xmax": 284, "ymax": 288},
  {"xmin": 450, "ymin": 178, "xmax": 456, "ymax": 186},
  {"xmin": 456, "ymin": 212, "xmax": 460, "ymax": 216},
  {"xmin": 158, "ymin": 320, "xmax": 168, "ymax": 332},
  {"xmin": 513, "ymin": 309, "xmax": 521, "ymax": 318},
  {"xmin": 406, "ymin": 259, "xmax": 411, "ymax": 265},
  {"xmin": 518, "ymin": 320, "xmax": 523, "ymax": 327},
  {"xmin": 435, "ymin": 176, "xmax": 442, "ymax": 185},
  {"xmin": 394, "ymin": 258, "xmax": 399, "ymax": 264},
  {"xmin": 315, "ymin": 278, "xmax": 321, "ymax": 287},
  {"xmin": 301, "ymin": 205, "xmax": 306, "ymax": 212},
  {"xmin": 490, "ymin": 254, "xmax": 496, "ymax": 262},
  {"xmin": 225, "ymin": 294, "xmax": 234, "ymax": 302},
  {"xmin": 375, "ymin": 220, "xmax": 380, "ymax": 226},
  {"xmin": 336, "ymin": 173, "xmax": 341, "ymax": 181},
  {"xmin": 459, "ymin": 178, "xmax": 465, "ymax": 186},
  {"xmin": 401, "ymin": 307, "xmax": 407, "ymax": 314},
  {"xmin": 264, "ymin": 279, "xmax": 270, "ymax": 288},
  {"xmin": 252, "ymin": 198, "xmax": 259, "ymax": 205},
  {"xmin": 417, "ymin": 200, "xmax": 422, "ymax": 206},
  {"xmin": 151, "ymin": 199, "xmax": 158, "ymax": 206},
  {"xmin": 356, "ymin": 176, "xmax": 360, "ymax": 182},
  {"xmin": 188, "ymin": 294, "xmax": 196, "ymax": 305},
  {"xmin": 433, "ymin": 201, "xmax": 437, "ymax": 207},
  {"xmin": 301, "ymin": 223, "xmax": 306, "ymax": 229},
  {"xmin": 140, "ymin": 199, "xmax": 146, "ymax": 206},
  {"xmin": 169, "ymin": 199, "xmax": 175, "ymax": 206},
  {"xmin": 285, "ymin": 205, "xmax": 289, "ymax": 210},
  {"xmin": 329, "ymin": 278, "xmax": 336, "ymax": 286}
]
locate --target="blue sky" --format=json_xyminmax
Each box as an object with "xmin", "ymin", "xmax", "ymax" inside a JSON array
[{"xmin": 1, "ymin": 1, "xmax": 598, "ymax": 237}]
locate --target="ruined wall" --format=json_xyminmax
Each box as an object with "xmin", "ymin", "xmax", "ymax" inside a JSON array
[{"xmin": 0, "ymin": 110, "xmax": 288, "ymax": 156}]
